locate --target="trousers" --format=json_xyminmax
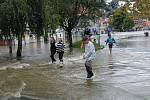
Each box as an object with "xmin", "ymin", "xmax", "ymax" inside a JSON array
[
  {"xmin": 50, "ymin": 50, "xmax": 56, "ymax": 62},
  {"xmin": 57, "ymin": 51, "xmax": 64, "ymax": 62},
  {"xmin": 85, "ymin": 60, "xmax": 93, "ymax": 77}
]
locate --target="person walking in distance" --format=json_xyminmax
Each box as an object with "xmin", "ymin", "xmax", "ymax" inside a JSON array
[
  {"xmin": 106, "ymin": 33, "xmax": 116, "ymax": 54},
  {"xmin": 50, "ymin": 37, "xmax": 56, "ymax": 63},
  {"xmin": 83, "ymin": 36, "xmax": 96, "ymax": 79},
  {"xmin": 56, "ymin": 39, "xmax": 65, "ymax": 67}
]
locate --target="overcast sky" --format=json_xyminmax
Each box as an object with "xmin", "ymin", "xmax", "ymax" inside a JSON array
[{"xmin": 106, "ymin": 0, "xmax": 112, "ymax": 3}]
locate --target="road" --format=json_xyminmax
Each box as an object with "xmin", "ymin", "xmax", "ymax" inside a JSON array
[{"xmin": 0, "ymin": 31, "xmax": 150, "ymax": 100}]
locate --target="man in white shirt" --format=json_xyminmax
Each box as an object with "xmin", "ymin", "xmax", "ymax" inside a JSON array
[{"xmin": 83, "ymin": 36, "xmax": 96, "ymax": 78}]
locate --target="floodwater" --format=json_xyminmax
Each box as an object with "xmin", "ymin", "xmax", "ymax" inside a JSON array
[{"xmin": 0, "ymin": 36, "xmax": 150, "ymax": 100}]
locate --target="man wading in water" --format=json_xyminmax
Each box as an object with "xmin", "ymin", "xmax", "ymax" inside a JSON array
[{"xmin": 83, "ymin": 36, "xmax": 96, "ymax": 79}]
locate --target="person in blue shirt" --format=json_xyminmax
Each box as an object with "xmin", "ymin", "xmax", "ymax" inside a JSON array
[{"xmin": 106, "ymin": 33, "xmax": 116, "ymax": 54}]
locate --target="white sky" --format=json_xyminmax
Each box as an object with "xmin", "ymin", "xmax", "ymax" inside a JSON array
[{"xmin": 106, "ymin": 0, "xmax": 112, "ymax": 3}]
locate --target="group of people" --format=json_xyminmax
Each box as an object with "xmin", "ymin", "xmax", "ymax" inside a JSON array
[
  {"xmin": 50, "ymin": 37, "xmax": 65, "ymax": 66},
  {"xmin": 49, "ymin": 33, "xmax": 116, "ymax": 79}
]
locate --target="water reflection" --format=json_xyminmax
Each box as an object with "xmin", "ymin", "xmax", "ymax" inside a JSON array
[{"xmin": 108, "ymin": 55, "xmax": 115, "ymax": 69}]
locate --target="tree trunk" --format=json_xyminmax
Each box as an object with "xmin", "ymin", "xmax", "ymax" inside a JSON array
[
  {"xmin": 8, "ymin": 34, "xmax": 12, "ymax": 54},
  {"xmin": 43, "ymin": 28, "xmax": 48, "ymax": 43},
  {"xmin": 67, "ymin": 28, "xmax": 73, "ymax": 48},
  {"xmin": 17, "ymin": 33, "xmax": 22, "ymax": 57},
  {"xmin": 9, "ymin": 39, "xmax": 12, "ymax": 54},
  {"xmin": 35, "ymin": 29, "xmax": 42, "ymax": 43}
]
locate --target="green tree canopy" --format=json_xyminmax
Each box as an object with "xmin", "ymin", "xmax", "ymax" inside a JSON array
[
  {"xmin": 110, "ymin": 6, "xmax": 134, "ymax": 32},
  {"xmin": 133, "ymin": 0, "xmax": 150, "ymax": 20},
  {"xmin": 0, "ymin": 0, "xmax": 29, "ymax": 57},
  {"xmin": 44, "ymin": 0, "xmax": 106, "ymax": 47}
]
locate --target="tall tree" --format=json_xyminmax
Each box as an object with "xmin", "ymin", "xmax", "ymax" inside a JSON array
[
  {"xmin": 45, "ymin": 0, "xmax": 106, "ymax": 48},
  {"xmin": 27, "ymin": 0, "xmax": 44, "ymax": 37},
  {"xmin": 39, "ymin": 0, "xmax": 58, "ymax": 40},
  {"xmin": 133, "ymin": 0, "xmax": 150, "ymax": 20},
  {"xmin": 110, "ymin": 6, "xmax": 134, "ymax": 32},
  {"xmin": 42, "ymin": 0, "xmax": 60, "ymax": 41},
  {"xmin": 27, "ymin": 0, "xmax": 58, "ymax": 42},
  {"xmin": 0, "ymin": 2, "xmax": 12, "ymax": 54},
  {"xmin": 0, "ymin": 0, "xmax": 28, "ymax": 57}
]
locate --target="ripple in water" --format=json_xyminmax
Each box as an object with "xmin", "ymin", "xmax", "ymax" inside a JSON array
[
  {"xmin": 0, "ymin": 75, "xmax": 26, "ymax": 100},
  {"xmin": 0, "ymin": 62, "xmax": 30, "ymax": 70}
]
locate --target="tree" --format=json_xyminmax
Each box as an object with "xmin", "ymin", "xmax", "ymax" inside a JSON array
[
  {"xmin": 133, "ymin": 0, "xmax": 150, "ymax": 20},
  {"xmin": 27, "ymin": 0, "xmax": 60, "ymax": 42},
  {"xmin": 42, "ymin": 0, "xmax": 60, "ymax": 41},
  {"xmin": 105, "ymin": 0, "xmax": 119, "ymax": 16},
  {"xmin": 0, "ymin": 0, "xmax": 15, "ymax": 54},
  {"xmin": 45, "ymin": 0, "xmax": 106, "ymax": 48},
  {"xmin": 0, "ymin": 0, "xmax": 28, "ymax": 57},
  {"xmin": 27, "ymin": 0, "xmax": 44, "ymax": 38},
  {"xmin": 110, "ymin": 6, "xmax": 134, "ymax": 32}
]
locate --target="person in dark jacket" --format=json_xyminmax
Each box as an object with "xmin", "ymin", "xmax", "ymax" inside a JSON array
[{"xmin": 50, "ymin": 37, "xmax": 56, "ymax": 63}]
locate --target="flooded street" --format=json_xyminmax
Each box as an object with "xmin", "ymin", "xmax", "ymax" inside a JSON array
[{"xmin": 0, "ymin": 36, "xmax": 150, "ymax": 100}]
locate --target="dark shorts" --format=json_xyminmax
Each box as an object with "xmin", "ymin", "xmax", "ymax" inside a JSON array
[{"xmin": 108, "ymin": 43, "xmax": 113, "ymax": 48}]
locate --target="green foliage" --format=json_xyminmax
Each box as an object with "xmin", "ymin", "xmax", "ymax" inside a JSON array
[
  {"xmin": 72, "ymin": 40, "xmax": 82, "ymax": 48},
  {"xmin": 0, "ymin": 0, "xmax": 29, "ymax": 56},
  {"xmin": 27, "ymin": 0, "xmax": 44, "ymax": 35},
  {"xmin": 44, "ymin": 0, "xmax": 107, "ymax": 47},
  {"xmin": 110, "ymin": 7, "xmax": 134, "ymax": 32},
  {"xmin": 0, "ymin": 0, "xmax": 28, "ymax": 33},
  {"xmin": 77, "ymin": 17, "xmax": 91, "ymax": 28},
  {"xmin": 135, "ymin": 0, "xmax": 150, "ymax": 20},
  {"xmin": 123, "ymin": 16, "xmax": 134, "ymax": 31},
  {"xmin": 73, "ymin": 40, "xmax": 104, "ymax": 51}
]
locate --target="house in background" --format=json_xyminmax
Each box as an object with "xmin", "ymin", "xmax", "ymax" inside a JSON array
[{"xmin": 55, "ymin": 27, "xmax": 66, "ymax": 43}]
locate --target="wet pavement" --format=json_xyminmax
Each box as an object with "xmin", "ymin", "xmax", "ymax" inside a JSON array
[{"xmin": 0, "ymin": 33, "xmax": 150, "ymax": 100}]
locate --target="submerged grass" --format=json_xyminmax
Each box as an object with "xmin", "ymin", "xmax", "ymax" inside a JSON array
[{"xmin": 72, "ymin": 40, "xmax": 105, "ymax": 51}]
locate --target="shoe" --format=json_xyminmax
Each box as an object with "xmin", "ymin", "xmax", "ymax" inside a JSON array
[
  {"xmin": 52, "ymin": 61, "xmax": 56, "ymax": 64},
  {"xmin": 87, "ymin": 73, "xmax": 94, "ymax": 78}
]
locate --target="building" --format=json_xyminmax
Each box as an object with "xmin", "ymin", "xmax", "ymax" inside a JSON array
[
  {"xmin": 134, "ymin": 17, "xmax": 150, "ymax": 31},
  {"xmin": 97, "ymin": 17, "xmax": 109, "ymax": 34}
]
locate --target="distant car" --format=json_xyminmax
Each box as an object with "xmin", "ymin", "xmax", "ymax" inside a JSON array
[{"xmin": 128, "ymin": 29, "xmax": 134, "ymax": 32}]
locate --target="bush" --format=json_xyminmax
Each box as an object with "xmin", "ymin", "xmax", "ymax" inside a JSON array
[{"xmin": 72, "ymin": 40, "xmax": 104, "ymax": 51}]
